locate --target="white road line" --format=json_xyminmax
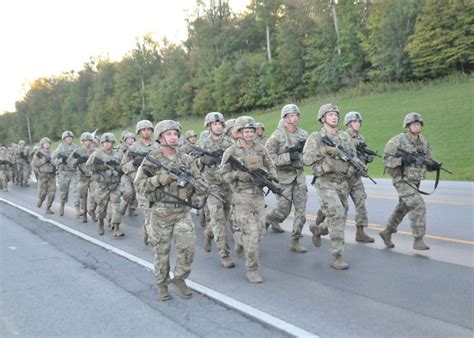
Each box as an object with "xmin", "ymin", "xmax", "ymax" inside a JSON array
[{"xmin": 0, "ymin": 198, "xmax": 317, "ymax": 338}]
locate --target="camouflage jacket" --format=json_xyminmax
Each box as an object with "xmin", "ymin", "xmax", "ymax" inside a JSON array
[
  {"xmin": 14, "ymin": 146, "xmax": 30, "ymax": 164},
  {"xmin": 346, "ymin": 129, "xmax": 374, "ymax": 166},
  {"xmin": 303, "ymin": 128, "xmax": 359, "ymax": 179},
  {"xmin": 67, "ymin": 147, "xmax": 94, "ymax": 178},
  {"xmin": 220, "ymin": 141, "xmax": 277, "ymax": 194},
  {"xmin": 121, "ymin": 140, "xmax": 159, "ymax": 178},
  {"xmin": 266, "ymin": 126, "xmax": 308, "ymax": 185},
  {"xmin": 53, "ymin": 142, "xmax": 78, "ymax": 172},
  {"xmin": 0, "ymin": 154, "xmax": 13, "ymax": 171},
  {"xmin": 32, "ymin": 149, "xmax": 56, "ymax": 174},
  {"xmin": 86, "ymin": 148, "xmax": 122, "ymax": 184},
  {"xmin": 255, "ymin": 135, "xmax": 267, "ymax": 146},
  {"xmin": 384, "ymin": 132, "xmax": 433, "ymax": 183},
  {"xmin": 197, "ymin": 134, "xmax": 233, "ymax": 186},
  {"xmin": 134, "ymin": 148, "xmax": 200, "ymax": 209}
]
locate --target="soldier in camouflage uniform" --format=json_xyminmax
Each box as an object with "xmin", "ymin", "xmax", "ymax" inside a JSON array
[
  {"xmin": 52, "ymin": 131, "xmax": 79, "ymax": 217},
  {"xmin": 68, "ymin": 132, "xmax": 95, "ymax": 223},
  {"xmin": 121, "ymin": 120, "xmax": 159, "ymax": 244},
  {"xmin": 197, "ymin": 112, "xmax": 235, "ymax": 268},
  {"xmin": 118, "ymin": 131, "xmax": 138, "ymax": 217},
  {"xmin": 179, "ymin": 130, "xmax": 198, "ymax": 154},
  {"xmin": 134, "ymin": 120, "xmax": 199, "ymax": 301},
  {"xmin": 265, "ymin": 104, "xmax": 309, "ymax": 253},
  {"xmin": 221, "ymin": 116, "xmax": 278, "ymax": 283},
  {"xmin": 32, "ymin": 137, "xmax": 56, "ymax": 214},
  {"xmin": 86, "ymin": 133, "xmax": 124, "ymax": 237},
  {"xmin": 379, "ymin": 113, "xmax": 440, "ymax": 250},
  {"xmin": 304, "ymin": 104, "xmax": 362, "ymax": 270},
  {"xmin": 225, "ymin": 119, "xmax": 237, "ymax": 141},
  {"xmin": 14, "ymin": 140, "xmax": 30, "ymax": 187},
  {"xmin": 255, "ymin": 122, "xmax": 267, "ymax": 145},
  {"xmin": 0, "ymin": 146, "xmax": 13, "ymax": 191}
]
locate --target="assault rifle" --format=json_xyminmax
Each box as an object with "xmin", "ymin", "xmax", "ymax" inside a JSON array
[
  {"xmin": 57, "ymin": 152, "xmax": 74, "ymax": 164},
  {"xmin": 356, "ymin": 142, "xmax": 382, "ymax": 158},
  {"xmin": 190, "ymin": 146, "xmax": 224, "ymax": 165},
  {"xmin": 277, "ymin": 139, "xmax": 306, "ymax": 155},
  {"xmin": 35, "ymin": 151, "xmax": 52, "ymax": 164},
  {"xmin": 0, "ymin": 159, "xmax": 13, "ymax": 166},
  {"xmin": 226, "ymin": 154, "xmax": 291, "ymax": 202},
  {"xmin": 396, "ymin": 147, "xmax": 452, "ymax": 174},
  {"xmin": 321, "ymin": 135, "xmax": 377, "ymax": 184},
  {"xmin": 71, "ymin": 151, "xmax": 89, "ymax": 164},
  {"xmin": 143, "ymin": 155, "xmax": 225, "ymax": 204},
  {"xmin": 92, "ymin": 156, "xmax": 123, "ymax": 175},
  {"xmin": 19, "ymin": 152, "xmax": 30, "ymax": 164}
]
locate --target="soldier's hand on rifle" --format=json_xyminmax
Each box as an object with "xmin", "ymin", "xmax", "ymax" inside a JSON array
[
  {"xmin": 400, "ymin": 152, "xmax": 417, "ymax": 166},
  {"xmin": 324, "ymin": 146, "xmax": 338, "ymax": 158},
  {"xmin": 426, "ymin": 159, "xmax": 441, "ymax": 171},
  {"xmin": 289, "ymin": 150, "xmax": 300, "ymax": 161},
  {"xmin": 133, "ymin": 158, "xmax": 143, "ymax": 167},
  {"xmin": 158, "ymin": 173, "xmax": 173, "ymax": 186},
  {"xmin": 200, "ymin": 154, "xmax": 216, "ymax": 166}
]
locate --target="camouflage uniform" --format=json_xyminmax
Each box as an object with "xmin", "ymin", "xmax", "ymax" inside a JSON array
[
  {"xmin": 220, "ymin": 116, "xmax": 278, "ymax": 282},
  {"xmin": 265, "ymin": 123, "xmax": 308, "ymax": 246},
  {"xmin": 14, "ymin": 141, "xmax": 30, "ymax": 187},
  {"xmin": 0, "ymin": 147, "xmax": 12, "ymax": 191},
  {"xmin": 380, "ymin": 113, "xmax": 437, "ymax": 250},
  {"xmin": 86, "ymin": 134, "xmax": 123, "ymax": 236},
  {"xmin": 53, "ymin": 134, "xmax": 79, "ymax": 214},
  {"xmin": 134, "ymin": 120, "xmax": 198, "ymax": 301},
  {"xmin": 198, "ymin": 125, "xmax": 234, "ymax": 264},
  {"xmin": 32, "ymin": 139, "xmax": 56, "ymax": 213}
]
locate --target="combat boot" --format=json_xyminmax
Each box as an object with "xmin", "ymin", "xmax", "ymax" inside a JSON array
[
  {"xmin": 220, "ymin": 256, "xmax": 235, "ymax": 268},
  {"xmin": 45, "ymin": 197, "xmax": 55, "ymax": 214},
  {"xmin": 356, "ymin": 226, "xmax": 375, "ymax": 243},
  {"xmin": 413, "ymin": 238, "xmax": 430, "ymax": 250},
  {"xmin": 309, "ymin": 223, "xmax": 322, "ymax": 247},
  {"xmin": 45, "ymin": 207, "xmax": 54, "ymax": 214},
  {"xmin": 128, "ymin": 207, "xmax": 138, "ymax": 217},
  {"xmin": 290, "ymin": 238, "xmax": 307, "ymax": 253},
  {"xmin": 268, "ymin": 222, "xmax": 284, "ymax": 233},
  {"xmin": 81, "ymin": 211, "xmax": 88, "ymax": 223},
  {"xmin": 112, "ymin": 223, "xmax": 125, "ymax": 237},
  {"xmin": 98, "ymin": 219, "xmax": 105, "ymax": 236},
  {"xmin": 59, "ymin": 203, "xmax": 65, "ymax": 216},
  {"xmin": 246, "ymin": 270, "xmax": 263, "ymax": 283},
  {"xmin": 315, "ymin": 209, "xmax": 325, "ymax": 225},
  {"xmin": 203, "ymin": 231, "xmax": 212, "ymax": 252},
  {"xmin": 74, "ymin": 206, "xmax": 81, "ymax": 217},
  {"xmin": 172, "ymin": 278, "xmax": 192, "ymax": 299},
  {"xmin": 233, "ymin": 231, "xmax": 244, "ymax": 257},
  {"xmin": 89, "ymin": 209, "xmax": 97, "ymax": 222},
  {"xmin": 158, "ymin": 285, "xmax": 171, "ymax": 301},
  {"xmin": 379, "ymin": 228, "xmax": 395, "ymax": 248},
  {"xmin": 37, "ymin": 199, "xmax": 44, "ymax": 208},
  {"xmin": 330, "ymin": 255, "xmax": 349, "ymax": 270}
]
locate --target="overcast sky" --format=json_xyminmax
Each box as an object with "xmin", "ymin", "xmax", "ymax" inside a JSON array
[{"xmin": 0, "ymin": 0, "xmax": 249, "ymax": 113}]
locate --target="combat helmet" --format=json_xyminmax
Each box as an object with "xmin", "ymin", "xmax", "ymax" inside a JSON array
[
  {"xmin": 403, "ymin": 112, "xmax": 424, "ymax": 128},
  {"xmin": 255, "ymin": 122, "xmax": 265, "ymax": 130},
  {"xmin": 344, "ymin": 111, "xmax": 363, "ymax": 126},
  {"xmin": 80, "ymin": 132, "xmax": 94, "ymax": 142},
  {"xmin": 234, "ymin": 116, "xmax": 256, "ymax": 131},
  {"xmin": 281, "ymin": 104, "xmax": 300, "ymax": 119},
  {"xmin": 39, "ymin": 137, "xmax": 52, "ymax": 146},
  {"xmin": 204, "ymin": 112, "xmax": 225, "ymax": 128},
  {"xmin": 121, "ymin": 131, "xmax": 135, "ymax": 142},
  {"xmin": 317, "ymin": 103, "xmax": 340, "ymax": 122},
  {"xmin": 18, "ymin": 140, "xmax": 26, "ymax": 146},
  {"xmin": 154, "ymin": 120, "xmax": 181, "ymax": 140},
  {"xmin": 184, "ymin": 130, "xmax": 198, "ymax": 140},
  {"xmin": 225, "ymin": 119, "xmax": 236, "ymax": 134},
  {"xmin": 61, "ymin": 130, "xmax": 74, "ymax": 140},
  {"xmin": 136, "ymin": 120, "xmax": 154, "ymax": 134},
  {"xmin": 100, "ymin": 133, "xmax": 116, "ymax": 143}
]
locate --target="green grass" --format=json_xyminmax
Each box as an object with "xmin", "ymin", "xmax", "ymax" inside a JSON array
[{"xmin": 53, "ymin": 75, "xmax": 474, "ymax": 181}]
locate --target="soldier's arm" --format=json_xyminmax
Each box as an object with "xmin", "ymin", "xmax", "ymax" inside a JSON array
[
  {"xmin": 383, "ymin": 137, "xmax": 402, "ymax": 168},
  {"xmin": 266, "ymin": 132, "xmax": 291, "ymax": 166},
  {"xmin": 219, "ymin": 148, "xmax": 237, "ymax": 184},
  {"xmin": 262, "ymin": 147, "xmax": 278, "ymax": 180},
  {"xmin": 134, "ymin": 163, "xmax": 162, "ymax": 194},
  {"xmin": 303, "ymin": 134, "xmax": 324, "ymax": 166}
]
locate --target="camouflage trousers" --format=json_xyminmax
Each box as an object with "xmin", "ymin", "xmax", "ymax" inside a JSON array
[
  {"xmin": 16, "ymin": 162, "xmax": 30, "ymax": 185},
  {"xmin": 77, "ymin": 176, "xmax": 93, "ymax": 214},
  {"xmin": 315, "ymin": 176, "xmax": 350, "ymax": 256},
  {"xmin": 233, "ymin": 191, "xmax": 266, "ymax": 272},
  {"xmin": 348, "ymin": 176, "xmax": 369, "ymax": 227},
  {"xmin": 119, "ymin": 174, "xmax": 137, "ymax": 214},
  {"xmin": 57, "ymin": 170, "xmax": 79, "ymax": 206},
  {"xmin": 386, "ymin": 180, "xmax": 426, "ymax": 238},
  {"xmin": 266, "ymin": 179, "xmax": 307, "ymax": 239},
  {"xmin": 0, "ymin": 169, "xmax": 10, "ymax": 190},
  {"xmin": 95, "ymin": 181, "xmax": 121, "ymax": 224},
  {"xmin": 37, "ymin": 172, "xmax": 56, "ymax": 207},
  {"xmin": 206, "ymin": 187, "xmax": 232, "ymax": 258},
  {"xmin": 148, "ymin": 205, "xmax": 196, "ymax": 286}
]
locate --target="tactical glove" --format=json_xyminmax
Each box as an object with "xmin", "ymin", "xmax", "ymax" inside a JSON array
[
  {"xmin": 289, "ymin": 150, "xmax": 300, "ymax": 161},
  {"xmin": 426, "ymin": 159, "xmax": 441, "ymax": 171},
  {"xmin": 133, "ymin": 158, "xmax": 143, "ymax": 167},
  {"xmin": 200, "ymin": 154, "xmax": 216, "ymax": 166},
  {"xmin": 159, "ymin": 173, "xmax": 173, "ymax": 186},
  {"xmin": 401, "ymin": 152, "xmax": 417, "ymax": 166},
  {"xmin": 324, "ymin": 147, "xmax": 339, "ymax": 158}
]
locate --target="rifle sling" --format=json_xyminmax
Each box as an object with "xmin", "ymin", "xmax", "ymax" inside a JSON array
[
  {"xmin": 159, "ymin": 190, "xmax": 201, "ymax": 209},
  {"xmin": 402, "ymin": 167, "xmax": 440, "ymax": 196}
]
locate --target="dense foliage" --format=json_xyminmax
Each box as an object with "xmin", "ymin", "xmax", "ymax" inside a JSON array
[{"xmin": 1, "ymin": 0, "xmax": 472, "ymax": 145}]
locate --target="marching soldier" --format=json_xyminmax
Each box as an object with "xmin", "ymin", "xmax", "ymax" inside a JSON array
[
  {"xmin": 118, "ymin": 132, "xmax": 138, "ymax": 217},
  {"xmin": 220, "ymin": 116, "xmax": 278, "ymax": 283},
  {"xmin": 53, "ymin": 131, "xmax": 80, "ymax": 217},
  {"xmin": 0, "ymin": 146, "xmax": 13, "ymax": 191},
  {"xmin": 265, "ymin": 104, "xmax": 309, "ymax": 253},
  {"xmin": 380, "ymin": 113, "xmax": 440, "ymax": 250},
  {"xmin": 134, "ymin": 120, "xmax": 200, "ymax": 301},
  {"xmin": 179, "ymin": 130, "xmax": 198, "ymax": 154},
  {"xmin": 32, "ymin": 137, "xmax": 56, "ymax": 214},
  {"xmin": 255, "ymin": 122, "xmax": 267, "ymax": 145},
  {"xmin": 14, "ymin": 140, "xmax": 30, "ymax": 187}
]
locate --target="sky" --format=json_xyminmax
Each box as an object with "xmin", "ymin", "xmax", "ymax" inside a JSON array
[{"xmin": 0, "ymin": 0, "xmax": 250, "ymax": 114}]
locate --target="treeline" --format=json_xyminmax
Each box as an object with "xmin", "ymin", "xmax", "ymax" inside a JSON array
[{"xmin": 1, "ymin": 0, "xmax": 473, "ymax": 145}]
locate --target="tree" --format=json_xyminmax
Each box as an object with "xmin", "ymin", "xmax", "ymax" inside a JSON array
[{"xmin": 406, "ymin": 0, "xmax": 474, "ymax": 78}]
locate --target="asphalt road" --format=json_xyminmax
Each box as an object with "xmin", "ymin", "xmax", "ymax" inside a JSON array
[{"xmin": 0, "ymin": 177, "xmax": 473, "ymax": 337}]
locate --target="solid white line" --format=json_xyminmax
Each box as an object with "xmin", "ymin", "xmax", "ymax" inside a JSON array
[{"xmin": 0, "ymin": 198, "xmax": 317, "ymax": 338}]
